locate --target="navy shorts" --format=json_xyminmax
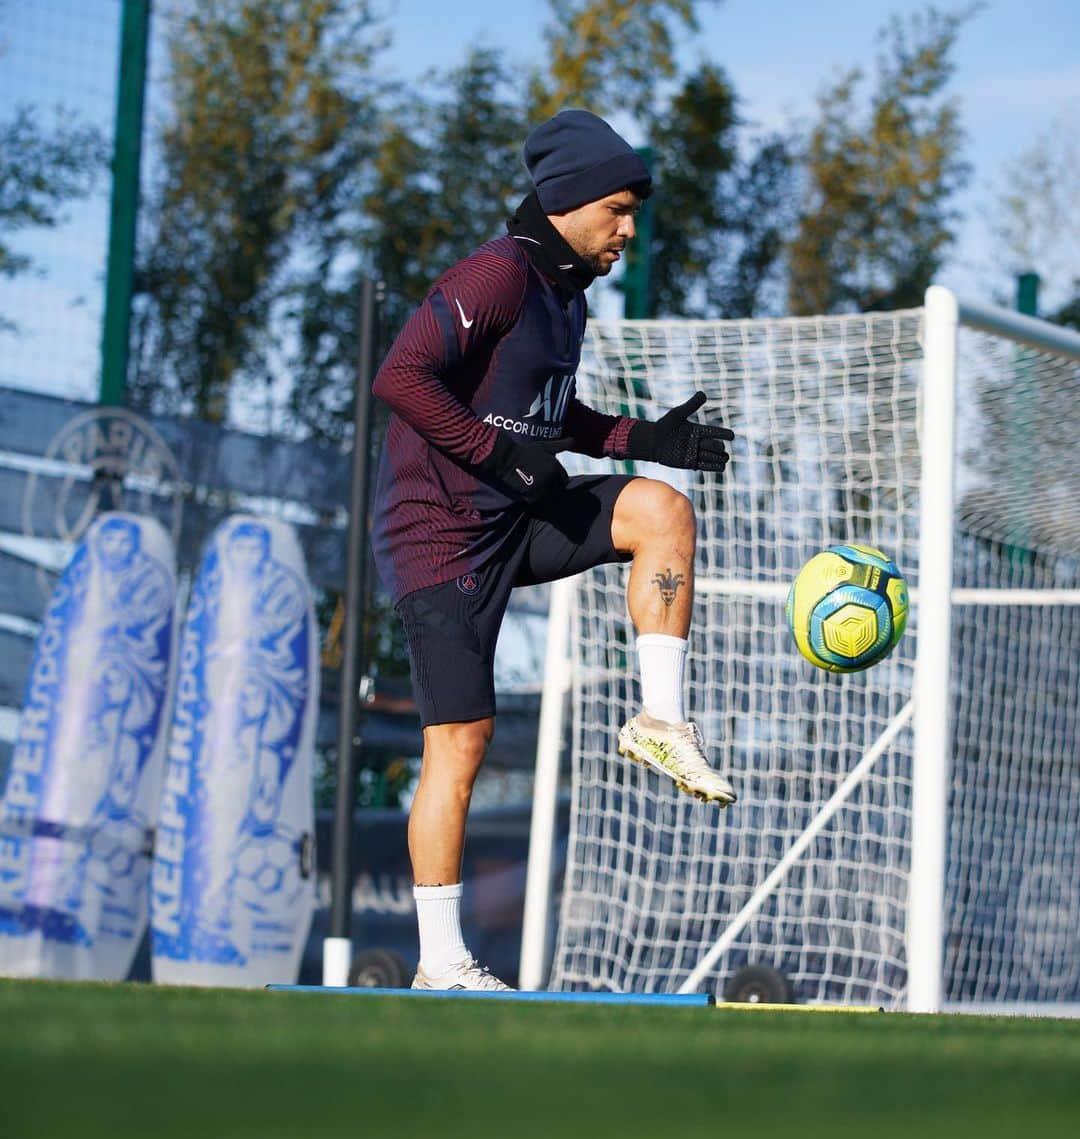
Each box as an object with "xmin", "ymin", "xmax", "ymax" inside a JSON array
[{"xmin": 396, "ymin": 474, "xmax": 636, "ymax": 726}]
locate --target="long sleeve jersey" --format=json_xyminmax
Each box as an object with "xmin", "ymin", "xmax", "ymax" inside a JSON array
[{"xmin": 371, "ymin": 234, "xmax": 637, "ymax": 603}]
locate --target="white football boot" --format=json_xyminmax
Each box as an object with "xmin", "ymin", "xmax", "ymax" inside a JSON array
[
  {"xmin": 411, "ymin": 955, "xmax": 515, "ymax": 992},
  {"xmin": 618, "ymin": 712, "xmax": 737, "ymax": 806}
]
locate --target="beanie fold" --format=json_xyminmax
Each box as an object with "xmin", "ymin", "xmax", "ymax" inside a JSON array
[
  {"xmin": 535, "ymin": 152, "xmax": 652, "ymax": 213},
  {"xmin": 524, "ymin": 109, "xmax": 653, "ymax": 213}
]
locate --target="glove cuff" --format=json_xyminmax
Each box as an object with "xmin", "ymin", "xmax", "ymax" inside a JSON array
[
  {"xmin": 478, "ymin": 431, "xmax": 519, "ymax": 479},
  {"xmin": 626, "ymin": 419, "xmax": 657, "ymax": 462}
]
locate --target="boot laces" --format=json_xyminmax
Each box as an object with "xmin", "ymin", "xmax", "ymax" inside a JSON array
[
  {"xmin": 670, "ymin": 721, "xmax": 711, "ymax": 776},
  {"xmin": 457, "ymin": 957, "xmax": 512, "ymax": 991}
]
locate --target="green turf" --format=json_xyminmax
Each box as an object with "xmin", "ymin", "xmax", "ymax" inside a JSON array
[{"xmin": 3, "ymin": 980, "xmax": 1080, "ymax": 1139}]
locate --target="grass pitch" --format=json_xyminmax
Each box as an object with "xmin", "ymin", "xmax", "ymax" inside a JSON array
[{"xmin": 3, "ymin": 979, "xmax": 1079, "ymax": 1139}]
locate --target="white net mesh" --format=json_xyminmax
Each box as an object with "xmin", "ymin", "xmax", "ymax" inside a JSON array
[
  {"xmin": 548, "ymin": 307, "xmax": 1080, "ymax": 1010},
  {"xmin": 947, "ymin": 329, "xmax": 1080, "ymax": 1006}
]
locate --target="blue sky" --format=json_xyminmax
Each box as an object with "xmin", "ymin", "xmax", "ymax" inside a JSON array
[
  {"xmin": 383, "ymin": 0, "xmax": 1079, "ymax": 296},
  {"xmin": 1, "ymin": 0, "xmax": 1077, "ymax": 403},
  {"xmin": 384, "ymin": 0, "xmax": 1078, "ymax": 166}
]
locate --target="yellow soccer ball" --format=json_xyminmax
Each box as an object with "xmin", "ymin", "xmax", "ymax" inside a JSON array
[{"xmin": 785, "ymin": 544, "xmax": 909, "ymax": 673}]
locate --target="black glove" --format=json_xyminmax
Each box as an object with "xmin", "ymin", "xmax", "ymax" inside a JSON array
[
  {"xmin": 626, "ymin": 391, "xmax": 735, "ymax": 472},
  {"xmin": 480, "ymin": 433, "xmax": 576, "ymax": 505}
]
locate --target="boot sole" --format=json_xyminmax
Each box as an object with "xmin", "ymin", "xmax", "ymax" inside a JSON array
[{"xmin": 618, "ymin": 741, "xmax": 736, "ymax": 807}]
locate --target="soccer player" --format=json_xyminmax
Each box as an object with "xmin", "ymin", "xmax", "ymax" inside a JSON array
[{"xmin": 371, "ymin": 109, "xmax": 736, "ymax": 992}]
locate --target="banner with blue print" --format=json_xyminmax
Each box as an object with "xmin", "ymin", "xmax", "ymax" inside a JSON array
[
  {"xmin": 0, "ymin": 514, "xmax": 177, "ymax": 979},
  {"xmin": 152, "ymin": 516, "xmax": 317, "ymax": 988}
]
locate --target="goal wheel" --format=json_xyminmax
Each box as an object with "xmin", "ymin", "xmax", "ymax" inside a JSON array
[
  {"xmin": 348, "ymin": 948, "xmax": 412, "ymax": 989},
  {"xmin": 722, "ymin": 964, "xmax": 794, "ymax": 1005}
]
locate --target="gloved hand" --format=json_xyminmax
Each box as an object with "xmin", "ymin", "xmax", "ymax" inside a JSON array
[
  {"xmin": 626, "ymin": 391, "xmax": 734, "ymax": 472},
  {"xmin": 481, "ymin": 433, "xmax": 577, "ymax": 505}
]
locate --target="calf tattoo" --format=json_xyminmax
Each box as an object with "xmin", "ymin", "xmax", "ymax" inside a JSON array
[{"xmin": 652, "ymin": 567, "xmax": 686, "ymax": 607}]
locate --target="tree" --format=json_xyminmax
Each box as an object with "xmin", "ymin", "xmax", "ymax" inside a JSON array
[
  {"xmin": 1049, "ymin": 290, "xmax": 1080, "ymax": 333},
  {"xmin": 531, "ymin": 0, "xmax": 710, "ymax": 121},
  {"xmin": 713, "ymin": 135, "xmax": 798, "ymax": 317},
  {"xmin": 129, "ymin": 0, "xmax": 384, "ymax": 423},
  {"xmin": 528, "ymin": 3, "xmax": 793, "ymax": 319},
  {"xmin": 788, "ymin": 6, "xmax": 973, "ymax": 315},
  {"xmin": 987, "ymin": 110, "xmax": 1080, "ymax": 327},
  {"xmin": 644, "ymin": 63, "xmax": 737, "ymax": 317},
  {"xmin": 365, "ymin": 48, "xmax": 527, "ymax": 305},
  {"xmin": 283, "ymin": 46, "xmax": 527, "ymax": 443},
  {"xmin": 646, "ymin": 63, "xmax": 796, "ymax": 318},
  {"xmin": 0, "ymin": 106, "xmax": 107, "ymax": 330}
]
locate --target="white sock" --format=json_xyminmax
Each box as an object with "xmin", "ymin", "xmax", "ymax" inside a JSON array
[
  {"xmin": 413, "ymin": 883, "xmax": 468, "ymax": 975},
  {"xmin": 637, "ymin": 633, "xmax": 688, "ymax": 724}
]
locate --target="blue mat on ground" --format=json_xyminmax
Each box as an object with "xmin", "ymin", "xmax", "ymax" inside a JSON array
[{"xmin": 267, "ymin": 984, "xmax": 713, "ymax": 1007}]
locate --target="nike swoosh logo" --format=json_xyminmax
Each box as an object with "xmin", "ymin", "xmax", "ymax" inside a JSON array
[
  {"xmin": 515, "ymin": 468, "xmax": 534, "ymax": 486},
  {"xmin": 454, "ymin": 298, "xmax": 474, "ymax": 328}
]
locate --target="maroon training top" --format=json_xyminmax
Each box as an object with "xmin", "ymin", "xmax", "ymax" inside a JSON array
[{"xmin": 371, "ymin": 234, "xmax": 636, "ymax": 603}]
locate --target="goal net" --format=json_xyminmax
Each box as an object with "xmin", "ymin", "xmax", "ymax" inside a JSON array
[{"xmin": 535, "ymin": 292, "xmax": 1080, "ymax": 1011}]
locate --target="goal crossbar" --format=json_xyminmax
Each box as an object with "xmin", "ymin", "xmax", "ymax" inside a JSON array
[{"xmin": 695, "ymin": 579, "xmax": 1080, "ymax": 606}]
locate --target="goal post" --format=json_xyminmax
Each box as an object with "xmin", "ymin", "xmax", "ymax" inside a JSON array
[
  {"xmin": 908, "ymin": 284, "xmax": 959, "ymax": 1013},
  {"xmin": 521, "ymin": 287, "xmax": 1080, "ymax": 1012}
]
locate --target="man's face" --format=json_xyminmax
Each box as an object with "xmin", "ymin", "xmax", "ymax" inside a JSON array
[
  {"xmin": 96, "ymin": 524, "xmax": 136, "ymax": 569},
  {"xmin": 226, "ymin": 533, "xmax": 267, "ymax": 578},
  {"xmin": 549, "ymin": 189, "xmax": 641, "ymax": 276}
]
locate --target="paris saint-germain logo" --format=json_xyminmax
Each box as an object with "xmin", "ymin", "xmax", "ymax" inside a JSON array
[
  {"xmin": 457, "ymin": 573, "xmax": 480, "ymax": 596},
  {"xmin": 22, "ymin": 408, "xmax": 183, "ymax": 599}
]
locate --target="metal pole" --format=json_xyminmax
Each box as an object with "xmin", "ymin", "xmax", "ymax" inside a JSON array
[
  {"xmin": 622, "ymin": 146, "xmax": 654, "ymax": 319},
  {"xmin": 519, "ymin": 576, "xmax": 574, "ymax": 990},
  {"xmin": 908, "ymin": 284, "xmax": 959, "ymax": 1013},
  {"xmin": 1009, "ymin": 272, "xmax": 1040, "ymax": 570},
  {"xmin": 1016, "ymin": 271, "xmax": 1040, "ymax": 317},
  {"xmin": 323, "ymin": 277, "xmax": 379, "ymax": 986},
  {"xmin": 100, "ymin": 0, "xmax": 151, "ymax": 407},
  {"xmin": 956, "ymin": 294, "xmax": 1080, "ymax": 358}
]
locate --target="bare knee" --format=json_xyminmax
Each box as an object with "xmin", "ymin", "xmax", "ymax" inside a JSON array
[
  {"xmin": 420, "ymin": 719, "xmax": 493, "ymax": 802},
  {"xmin": 612, "ymin": 478, "xmax": 696, "ymax": 554}
]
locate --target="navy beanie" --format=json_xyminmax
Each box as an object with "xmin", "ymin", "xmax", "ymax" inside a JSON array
[{"xmin": 523, "ymin": 109, "xmax": 653, "ymax": 213}]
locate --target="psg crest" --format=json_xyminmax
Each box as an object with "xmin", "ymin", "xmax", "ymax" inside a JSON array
[
  {"xmin": 458, "ymin": 573, "xmax": 480, "ymax": 595},
  {"xmin": 21, "ymin": 408, "xmax": 184, "ymax": 600}
]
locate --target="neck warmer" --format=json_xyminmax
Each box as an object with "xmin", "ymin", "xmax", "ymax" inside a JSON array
[{"xmin": 506, "ymin": 192, "xmax": 596, "ymax": 298}]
